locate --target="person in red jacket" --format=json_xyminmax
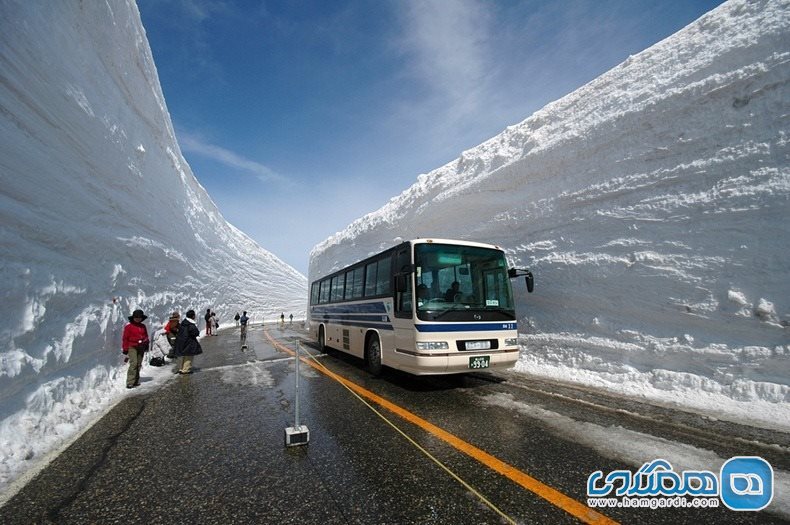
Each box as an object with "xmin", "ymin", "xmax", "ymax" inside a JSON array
[{"xmin": 122, "ymin": 309, "xmax": 150, "ymax": 389}]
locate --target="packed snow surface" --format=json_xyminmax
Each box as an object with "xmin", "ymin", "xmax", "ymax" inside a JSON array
[
  {"xmin": 311, "ymin": 0, "xmax": 790, "ymax": 428},
  {"xmin": 0, "ymin": 1, "xmax": 305, "ymax": 496}
]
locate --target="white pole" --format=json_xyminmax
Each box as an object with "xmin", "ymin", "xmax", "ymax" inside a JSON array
[
  {"xmin": 284, "ymin": 342, "xmax": 309, "ymax": 446},
  {"xmin": 295, "ymin": 341, "xmax": 301, "ymax": 428}
]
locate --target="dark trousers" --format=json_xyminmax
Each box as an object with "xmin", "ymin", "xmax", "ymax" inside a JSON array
[{"xmin": 126, "ymin": 348, "xmax": 143, "ymax": 387}]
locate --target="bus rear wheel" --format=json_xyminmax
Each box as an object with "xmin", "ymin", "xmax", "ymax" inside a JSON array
[
  {"xmin": 318, "ymin": 325, "xmax": 326, "ymax": 352},
  {"xmin": 366, "ymin": 336, "xmax": 382, "ymax": 377}
]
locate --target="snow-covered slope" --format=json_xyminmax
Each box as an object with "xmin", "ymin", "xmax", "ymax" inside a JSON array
[
  {"xmin": 311, "ymin": 0, "xmax": 789, "ymax": 427},
  {"xmin": 0, "ymin": 1, "xmax": 306, "ymax": 492}
]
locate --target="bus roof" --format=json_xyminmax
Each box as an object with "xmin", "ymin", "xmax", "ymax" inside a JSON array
[
  {"xmin": 410, "ymin": 238, "xmax": 505, "ymax": 252},
  {"xmin": 311, "ymin": 238, "xmax": 507, "ymax": 284}
]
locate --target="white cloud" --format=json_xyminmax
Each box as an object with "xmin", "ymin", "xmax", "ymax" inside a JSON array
[
  {"xmin": 173, "ymin": 0, "xmax": 232, "ymax": 22},
  {"xmin": 399, "ymin": 0, "xmax": 491, "ymax": 116},
  {"xmin": 177, "ymin": 131, "xmax": 284, "ymax": 184}
]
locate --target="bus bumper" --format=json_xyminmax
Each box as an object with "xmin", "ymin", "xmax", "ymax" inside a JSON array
[{"xmin": 393, "ymin": 348, "xmax": 520, "ymax": 375}]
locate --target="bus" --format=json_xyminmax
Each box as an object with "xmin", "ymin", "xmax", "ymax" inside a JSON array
[{"xmin": 309, "ymin": 238, "xmax": 534, "ymax": 376}]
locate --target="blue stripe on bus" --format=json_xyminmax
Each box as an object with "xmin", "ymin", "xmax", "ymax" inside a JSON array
[
  {"xmin": 415, "ymin": 322, "xmax": 517, "ymax": 332},
  {"xmin": 311, "ymin": 304, "xmax": 514, "ymax": 333},
  {"xmin": 321, "ymin": 320, "xmax": 394, "ymax": 331},
  {"xmin": 317, "ymin": 315, "xmax": 390, "ymax": 323},
  {"xmin": 311, "ymin": 303, "xmax": 388, "ymax": 315},
  {"xmin": 311, "ymin": 302, "xmax": 393, "ymax": 331}
]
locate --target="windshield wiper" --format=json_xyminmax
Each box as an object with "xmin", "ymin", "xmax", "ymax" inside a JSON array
[
  {"xmin": 426, "ymin": 306, "xmax": 514, "ymax": 321},
  {"xmin": 430, "ymin": 305, "xmax": 467, "ymax": 320},
  {"xmin": 479, "ymin": 305, "xmax": 517, "ymax": 313}
]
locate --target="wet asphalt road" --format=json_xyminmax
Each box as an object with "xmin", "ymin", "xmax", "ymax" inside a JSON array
[{"xmin": 1, "ymin": 324, "xmax": 787, "ymax": 524}]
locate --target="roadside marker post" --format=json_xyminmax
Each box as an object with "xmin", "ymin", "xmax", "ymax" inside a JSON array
[{"xmin": 284, "ymin": 341, "xmax": 310, "ymax": 447}]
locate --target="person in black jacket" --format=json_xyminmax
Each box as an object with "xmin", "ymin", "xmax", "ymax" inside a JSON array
[
  {"xmin": 204, "ymin": 308, "xmax": 213, "ymax": 336},
  {"xmin": 175, "ymin": 309, "xmax": 203, "ymax": 374}
]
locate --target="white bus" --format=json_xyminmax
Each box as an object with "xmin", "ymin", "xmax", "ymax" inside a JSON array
[{"xmin": 309, "ymin": 238, "xmax": 534, "ymax": 376}]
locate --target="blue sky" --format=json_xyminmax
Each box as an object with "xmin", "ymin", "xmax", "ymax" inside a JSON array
[{"xmin": 138, "ymin": 0, "xmax": 724, "ymax": 275}]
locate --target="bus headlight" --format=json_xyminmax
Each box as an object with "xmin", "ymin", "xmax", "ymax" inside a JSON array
[
  {"xmin": 416, "ymin": 341, "xmax": 449, "ymax": 350},
  {"xmin": 504, "ymin": 338, "xmax": 519, "ymax": 347}
]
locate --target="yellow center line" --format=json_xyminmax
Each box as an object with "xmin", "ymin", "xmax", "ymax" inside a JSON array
[{"xmin": 264, "ymin": 329, "xmax": 618, "ymax": 525}]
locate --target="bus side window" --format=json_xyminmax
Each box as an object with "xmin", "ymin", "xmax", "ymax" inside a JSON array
[
  {"xmin": 365, "ymin": 262, "xmax": 378, "ymax": 297},
  {"xmin": 310, "ymin": 282, "xmax": 319, "ymax": 305},
  {"xmin": 331, "ymin": 274, "xmax": 345, "ymax": 302},
  {"xmin": 376, "ymin": 256, "xmax": 391, "ymax": 295},
  {"xmin": 348, "ymin": 267, "xmax": 364, "ymax": 300},
  {"xmin": 319, "ymin": 279, "xmax": 330, "ymax": 304}
]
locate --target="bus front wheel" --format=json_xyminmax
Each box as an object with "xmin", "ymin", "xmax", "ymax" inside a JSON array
[{"xmin": 366, "ymin": 336, "xmax": 382, "ymax": 377}]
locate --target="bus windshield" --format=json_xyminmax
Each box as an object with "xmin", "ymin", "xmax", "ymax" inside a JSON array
[{"xmin": 414, "ymin": 243, "xmax": 515, "ymax": 322}]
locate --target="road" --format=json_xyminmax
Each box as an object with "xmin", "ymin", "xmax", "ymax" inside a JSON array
[{"xmin": 1, "ymin": 323, "xmax": 787, "ymax": 524}]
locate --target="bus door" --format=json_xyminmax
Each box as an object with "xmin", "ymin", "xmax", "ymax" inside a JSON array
[{"xmin": 392, "ymin": 246, "xmax": 414, "ymax": 366}]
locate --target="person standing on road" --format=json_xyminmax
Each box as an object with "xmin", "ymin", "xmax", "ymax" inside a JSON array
[
  {"xmin": 204, "ymin": 308, "xmax": 212, "ymax": 336},
  {"xmin": 239, "ymin": 311, "xmax": 249, "ymax": 338},
  {"xmin": 122, "ymin": 309, "xmax": 149, "ymax": 389},
  {"xmin": 234, "ymin": 312, "xmax": 240, "ymax": 327},
  {"xmin": 175, "ymin": 309, "xmax": 202, "ymax": 374},
  {"xmin": 280, "ymin": 312, "xmax": 285, "ymax": 325},
  {"xmin": 289, "ymin": 314, "xmax": 293, "ymax": 325},
  {"xmin": 164, "ymin": 311, "xmax": 180, "ymax": 358}
]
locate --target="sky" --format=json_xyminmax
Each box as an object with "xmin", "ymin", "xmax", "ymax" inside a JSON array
[{"xmin": 137, "ymin": 0, "xmax": 724, "ymax": 275}]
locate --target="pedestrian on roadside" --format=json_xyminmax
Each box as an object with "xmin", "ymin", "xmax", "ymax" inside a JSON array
[
  {"xmin": 234, "ymin": 312, "xmax": 240, "ymax": 327},
  {"xmin": 204, "ymin": 308, "xmax": 212, "ymax": 336},
  {"xmin": 175, "ymin": 309, "xmax": 202, "ymax": 374},
  {"xmin": 289, "ymin": 314, "xmax": 293, "ymax": 325},
  {"xmin": 122, "ymin": 309, "xmax": 150, "ymax": 389},
  {"xmin": 212, "ymin": 312, "xmax": 219, "ymax": 335},
  {"xmin": 239, "ymin": 310, "xmax": 249, "ymax": 345},
  {"xmin": 149, "ymin": 327, "xmax": 170, "ymax": 366},
  {"xmin": 280, "ymin": 312, "xmax": 285, "ymax": 325},
  {"xmin": 164, "ymin": 311, "xmax": 180, "ymax": 358}
]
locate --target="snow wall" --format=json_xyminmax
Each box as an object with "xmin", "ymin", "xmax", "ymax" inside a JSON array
[
  {"xmin": 310, "ymin": 0, "xmax": 789, "ymax": 425},
  {"xmin": 0, "ymin": 0, "xmax": 306, "ymax": 491}
]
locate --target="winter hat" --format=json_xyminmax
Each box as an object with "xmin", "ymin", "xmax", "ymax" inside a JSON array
[{"xmin": 128, "ymin": 309, "xmax": 148, "ymax": 322}]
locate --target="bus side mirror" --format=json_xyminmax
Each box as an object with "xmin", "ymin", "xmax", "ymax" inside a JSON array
[
  {"xmin": 525, "ymin": 271, "xmax": 534, "ymax": 293},
  {"xmin": 508, "ymin": 268, "xmax": 534, "ymax": 293}
]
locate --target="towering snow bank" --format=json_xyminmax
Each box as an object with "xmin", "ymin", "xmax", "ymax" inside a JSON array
[
  {"xmin": 311, "ymin": 0, "xmax": 790, "ymax": 426},
  {"xmin": 0, "ymin": 0, "xmax": 305, "ymax": 492}
]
